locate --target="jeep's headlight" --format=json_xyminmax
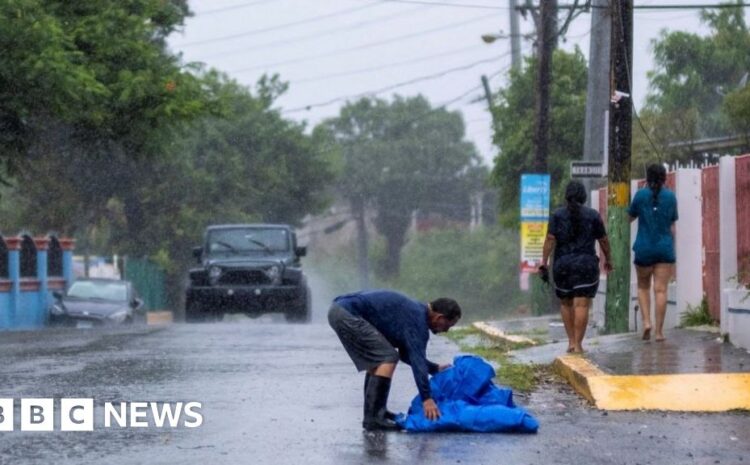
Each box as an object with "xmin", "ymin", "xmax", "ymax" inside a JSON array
[
  {"xmin": 208, "ymin": 266, "xmax": 222, "ymax": 284},
  {"xmin": 266, "ymin": 265, "xmax": 281, "ymax": 284}
]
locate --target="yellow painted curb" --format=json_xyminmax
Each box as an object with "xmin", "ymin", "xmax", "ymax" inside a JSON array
[
  {"xmin": 590, "ymin": 373, "xmax": 750, "ymax": 411},
  {"xmin": 553, "ymin": 355, "xmax": 605, "ymax": 404},
  {"xmin": 554, "ymin": 355, "xmax": 750, "ymax": 412},
  {"xmin": 472, "ymin": 322, "xmax": 537, "ymax": 346},
  {"xmin": 147, "ymin": 311, "xmax": 173, "ymax": 325}
]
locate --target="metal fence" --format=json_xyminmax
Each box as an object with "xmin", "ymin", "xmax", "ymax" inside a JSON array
[{"xmin": 123, "ymin": 257, "xmax": 167, "ymax": 312}]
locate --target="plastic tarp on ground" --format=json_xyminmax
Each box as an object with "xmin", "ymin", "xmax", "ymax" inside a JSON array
[{"xmin": 397, "ymin": 355, "xmax": 539, "ymax": 433}]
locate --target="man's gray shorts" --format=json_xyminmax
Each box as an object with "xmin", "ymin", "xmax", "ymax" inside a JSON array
[{"xmin": 328, "ymin": 304, "xmax": 399, "ymax": 372}]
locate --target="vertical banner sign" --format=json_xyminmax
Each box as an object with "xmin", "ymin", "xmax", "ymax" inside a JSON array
[{"xmin": 519, "ymin": 174, "xmax": 551, "ymax": 290}]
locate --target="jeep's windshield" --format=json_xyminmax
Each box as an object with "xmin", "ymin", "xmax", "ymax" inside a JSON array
[{"xmin": 206, "ymin": 227, "xmax": 291, "ymax": 256}]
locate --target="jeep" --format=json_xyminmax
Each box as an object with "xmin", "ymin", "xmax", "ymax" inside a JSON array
[{"xmin": 185, "ymin": 224, "xmax": 311, "ymax": 323}]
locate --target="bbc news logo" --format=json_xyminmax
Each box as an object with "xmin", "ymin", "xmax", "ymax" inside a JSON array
[{"xmin": 0, "ymin": 399, "xmax": 203, "ymax": 431}]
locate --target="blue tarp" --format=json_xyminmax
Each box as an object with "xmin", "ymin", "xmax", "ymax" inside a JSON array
[{"xmin": 396, "ymin": 355, "xmax": 540, "ymax": 433}]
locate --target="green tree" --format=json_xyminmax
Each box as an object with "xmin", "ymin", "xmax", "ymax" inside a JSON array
[
  {"xmin": 0, "ymin": 0, "xmax": 336, "ymax": 307},
  {"xmin": 320, "ymin": 95, "xmax": 482, "ymax": 278},
  {"xmin": 645, "ymin": 4, "xmax": 750, "ymax": 142},
  {"xmin": 489, "ymin": 48, "xmax": 588, "ymax": 227},
  {"xmin": 0, "ymin": 1, "xmax": 208, "ymax": 182},
  {"xmin": 380, "ymin": 226, "xmax": 523, "ymax": 320},
  {"xmin": 724, "ymin": 84, "xmax": 750, "ymax": 141},
  {"xmin": 5, "ymin": 70, "xmax": 336, "ymax": 307}
]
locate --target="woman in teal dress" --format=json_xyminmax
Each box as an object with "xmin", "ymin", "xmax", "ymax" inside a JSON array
[{"xmin": 629, "ymin": 164, "xmax": 678, "ymax": 342}]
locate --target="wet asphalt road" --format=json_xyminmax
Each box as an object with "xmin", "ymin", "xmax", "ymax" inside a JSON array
[{"xmin": 0, "ymin": 314, "xmax": 748, "ymax": 465}]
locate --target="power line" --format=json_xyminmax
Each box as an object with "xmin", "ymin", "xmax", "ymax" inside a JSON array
[
  {"xmin": 629, "ymin": 3, "xmax": 750, "ymax": 9},
  {"xmin": 193, "ymin": 0, "xmax": 277, "ymax": 16},
  {"xmin": 175, "ymin": 2, "xmax": 382, "ymax": 47},
  {"xmin": 228, "ymin": 13, "xmax": 499, "ymax": 73},
  {"xmin": 196, "ymin": 6, "xmax": 426, "ymax": 61},
  {"xmin": 375, "ymin": 0, "xmax": 507, "ymax": 9},
  {"xmin": 284, "ymin": 53, "xmax": 510, "ymax": 113},
  {"xmin": 436, "ymin": 65, "xmax": 510, "ymax": 110},
  {"xmin": 293, "ymin": 44, "xmax": 484, "ymax": 84},
  {"xmin": 538, "ymin": 2, "xmax": 750, "ymax": 9},
  {"xmin": 377, "ymin": 0, "xmax": 750, "ymax": 12}
]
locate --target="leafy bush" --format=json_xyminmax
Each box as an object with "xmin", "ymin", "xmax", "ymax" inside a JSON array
[
  {"xmin": 308, "ymin": 226, "xmax": 527, "ymax": 322},
  {"xmin": 374, "ymin": 226, "xmax": 525, "ymax": 321},
  {"xmin": 679, "ymin": 296, "xmax": 715, "ymax": 327}
]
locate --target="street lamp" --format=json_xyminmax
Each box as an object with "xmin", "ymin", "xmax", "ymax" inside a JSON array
[{"xmin": 481, "ymin": 31, "xmax": 510, "ymax": 44}]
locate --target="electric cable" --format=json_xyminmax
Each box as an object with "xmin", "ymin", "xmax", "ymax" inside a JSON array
[
  {"xmin": 195, "ymin": 5, "xmax": 426, "ymax": 60},
  {"xmin": 193, "ymin": 0, "xmax": 277, "ymax": 16},
  {"xmin": 176, "ymin": 2, "xmax": 382, "ymax": 47},
  {"xmin": 293, "ymin": 44, "xmax": 484, "ymax": 84},
  {"xmin": 373, "ymin": 0, "xmax": 507, "ymax": 10},
  {"xmin": 284, "ymin": 52, "xmax": 511, "ymax": 113},
  {"xmin": 228, "ymin": 13, "xmax": 500, "ymax": 73}
]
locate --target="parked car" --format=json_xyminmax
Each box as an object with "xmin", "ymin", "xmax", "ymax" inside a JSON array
[
  {"xmin": 185, "ymin": 224, "xmax": 311, "ymax": 323},
  {"xmin": 49, "ymin": 278, "xmax": 145, "ymax": 328}
]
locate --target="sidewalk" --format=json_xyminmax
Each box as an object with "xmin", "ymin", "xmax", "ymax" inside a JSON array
[{"xmin": 474, "ymin": 317, "xmax": 750, "ymax": 412}]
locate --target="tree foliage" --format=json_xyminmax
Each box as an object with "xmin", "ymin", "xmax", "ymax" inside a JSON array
[
  {"xmin": 319, "ymin": 95, "xmax": 483, "ymax": 278},
  {"xmin": 723, "ymin": 84, "xmax": 750, "ymax": 141},
  {"xmin": 379, "ymin": 227, "xmax": 523, "ymax": 319},
  {"xmin": 0, "ymin": 1, "xmax": 336, "ymax": 308},
  {"xmin": 489, "ymin": 48, "xmax": 588, "ymax": 227},
  {"xmin": 0, "ymin": 0, "xmax": 208, "ymax": 181},
  {"xmin": 644, "ymin": 4, "xmax": 750, "ymax": 143}
]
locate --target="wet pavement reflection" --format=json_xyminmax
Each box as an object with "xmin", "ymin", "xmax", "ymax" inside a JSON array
[
  {"xmin": 0, "ymin": 320, "xmax": 747, "ymax": 465},
  {"xmin": 585, "ymin": 328, "xmax": 750, "ymax": 375}
]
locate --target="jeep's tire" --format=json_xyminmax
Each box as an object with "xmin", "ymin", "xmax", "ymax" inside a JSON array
[
  {"xmin": 285, "ymin": 305, "xmax": 310, "ymax": 323},
  {"xmin": 285, "ymin": 287, "xmax": 311, "ymax": 323},
  {"xmin": 186, "ymin": 299, "xmax": 215, "ymax": 323}
]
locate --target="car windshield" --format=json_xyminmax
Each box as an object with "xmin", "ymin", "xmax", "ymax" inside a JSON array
[
  {"xmin": 207, "ymin": 227, "xmax": 291, "ymax": 255},
  {"xmin": 68, "ymin": 281, "xmax": 128, "ymax": 302}
]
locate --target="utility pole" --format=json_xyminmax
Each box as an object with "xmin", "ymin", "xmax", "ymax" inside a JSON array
[
  {"xmin": 509, "ymin": 0, "xmax": 521, "ymax": 70},
  {"xmin": 481, "ymin": 74, "xmax": 500, "ymax": 135},
  {"xmin": 582, "ymin": 0, "xmax": 611, "ymax": 197},
  {"xmin": 605, "ymin": 0, "xmax": 633, "ymax": 334},
  {"xmin": 532, "ymin": 0, "xmax": 557, "ymax": 172}
]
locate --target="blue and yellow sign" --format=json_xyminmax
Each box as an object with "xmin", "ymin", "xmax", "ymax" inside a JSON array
[{"xmin": 520, "ymin": 174, "xmax": 550, "ymax": 274}]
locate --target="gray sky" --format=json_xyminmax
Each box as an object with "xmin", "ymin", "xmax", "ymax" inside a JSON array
[{"xmin": 168, "ymin": 1, "xmax": 719, "ymax": 165}]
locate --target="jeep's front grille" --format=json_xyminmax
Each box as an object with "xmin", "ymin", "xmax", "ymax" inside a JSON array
[{"xmin": 218, "ymin": 269, "xmax": 270, "ymax": 286}]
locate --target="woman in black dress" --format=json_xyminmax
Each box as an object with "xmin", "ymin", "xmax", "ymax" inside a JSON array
[{"xmin": 540, "ymin": 181, "xmax": 613, "ymax": 353}]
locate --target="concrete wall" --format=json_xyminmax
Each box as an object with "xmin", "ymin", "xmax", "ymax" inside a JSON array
[
  {"xmin": 725, "ymin": 290, "xmax": 750, "ymax": 350},
  {"xmin": 673, "ymin": 169, "xmax": 704, "ymax": 324},
  {"xmin": 0, "ymin": 236, "xmax": 75, "ymax": 330}
]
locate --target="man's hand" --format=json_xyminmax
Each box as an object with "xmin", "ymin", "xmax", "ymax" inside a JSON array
[
  {"xmin": 422, "ymin": 399, "xmax": 440, "ymax": 421},
  {"xmin": 437, "ymin": 364, "xmax": 452, "ymax": 372}
]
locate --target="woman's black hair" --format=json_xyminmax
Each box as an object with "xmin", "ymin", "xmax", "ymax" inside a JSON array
[
  {"xmin": 565, "ymin": 180, "xmax": 587, "ymax": 237},
  {"xmin": 646, "ymin": 164, "xmax": 667, "ymax": 206}
]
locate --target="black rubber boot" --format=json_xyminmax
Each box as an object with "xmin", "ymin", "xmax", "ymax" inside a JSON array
[
  {"xmin": 364, "ymin": 373, "xmax": 397, "ymax": 421},
  {"xmin": 362, "ymin": 375, "xmax": 401, "ymax": 431}
]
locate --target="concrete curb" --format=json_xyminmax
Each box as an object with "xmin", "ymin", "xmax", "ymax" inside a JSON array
[
  {"xmin": 553, "ymin": 355, "xmax": 750, "ymax": 412},
  {"xmin": 472, "ymin": 321, "xmax": 537, "ymax": 346},
  {"xmin": 473, "ymin": 321, "xmax": 750, "ymax": 411}
]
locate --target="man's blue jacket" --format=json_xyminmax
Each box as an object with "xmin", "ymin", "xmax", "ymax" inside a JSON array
[{"xmin": 397, "ymin": 355, "xmax": 539, "ymax": 433}]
